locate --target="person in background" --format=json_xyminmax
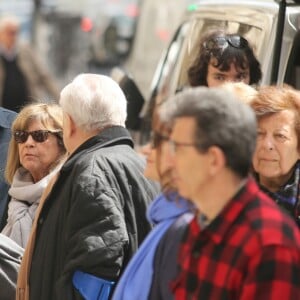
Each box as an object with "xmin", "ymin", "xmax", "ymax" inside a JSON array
[
  {"xmin": 0, "ymin": 106, "xmax": 16, "ymax": 230},
  {"xmin": 140, "ymin": 30, "xmax": 262, "ymax": 147},
  {"xmin": 220, "ymin": 81, "xmax": 258, "ymax": 105},
  {"xmin": 1, "ymin": 103, "xmax": 66, "ymax": 248},
  {"xmin": 159, "ymin": 87, "xmax": 300, "ymax": 299},
  {"xmin": 250, "ymin": 85, "xmax": 300, "ymax": 227},
  {"xmin": 188, "ymin": 30, "xmax": 262, "ymax": 87},
  {"xmin": 17, "ymin": 74, "xmax": 158, "ymax": 300},
  {"xmin": 0, "ymin": 233, "xmax": 23, "ymax": 300},
  {"xmin": 0, "ymin": 14, "xmax": 59, "ymax": 112},
  {"xmin": 112, "ymin": 109, "xmax": 194, "ymax": 300}
]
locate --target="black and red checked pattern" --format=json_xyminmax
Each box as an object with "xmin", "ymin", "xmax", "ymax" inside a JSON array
[{"xmin": 172, "ymin": 178, "xmax": 300, "ymax": 300}]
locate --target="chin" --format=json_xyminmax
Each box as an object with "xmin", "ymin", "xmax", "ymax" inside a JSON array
[
  {"xmin": 178, "ymin": 186, "xmax": 190, "ymax": 200},
  {"xmin": 144, "ymin": 171, "xmax": 158, "ymax": 182},
  {"xmin": 259, "ymin": 170, "xmax": 279, "ymax": 178}
]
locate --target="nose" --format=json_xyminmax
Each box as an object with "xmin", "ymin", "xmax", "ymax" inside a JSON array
[
  {"xmin": 140, "ymin": 143, "xmax": 151, "ymax": 157},
  {"xmin": 261, "ymin": 135, "xmax": 274, "ymax": 150},
  {"xmin": 165, "ymin": 141, "xmax": 176, "ymax": 168},
  {"xmin": 24, "ymin": 134, "xmax": 35, "ymax": 146},
  {"xmin": 228, "ymin": 77, "xmax": 241, "ymax": 83}
]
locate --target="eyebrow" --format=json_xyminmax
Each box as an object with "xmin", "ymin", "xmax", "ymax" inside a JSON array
[
  {"xmin": 258, "ymin": 127, "xmax": 290, "ymax": 133},
  {"xmin": 211, "ymin": 68, "xmax": 250, "ymax": 77},
  {"xmin": 275, "ymin": 127, "xmax": 290, "ymax": 133},
  {"xmin": 237, "ymin": 71, "xmax": 249, "ymax": 75}
]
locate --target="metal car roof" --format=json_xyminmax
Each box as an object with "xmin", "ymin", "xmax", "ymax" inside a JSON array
[{"xmin": 188, "ymin": 0, "xmax": 299, "ymax": 6}]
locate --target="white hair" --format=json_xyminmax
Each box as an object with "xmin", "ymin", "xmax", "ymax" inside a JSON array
[
  {"xmin": 0, "ymin": 14, "xmax": 20, "ymax": 31},
  {"xmin": 59, "ymin": 74, "xmax": 127, "ymax": 132}
]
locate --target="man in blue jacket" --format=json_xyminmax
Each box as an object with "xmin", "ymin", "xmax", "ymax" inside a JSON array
[{"xmin": 0, "ymin": 107, "xmax": 16, "ymax": 230}]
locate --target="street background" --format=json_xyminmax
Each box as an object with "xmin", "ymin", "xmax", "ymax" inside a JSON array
[{"xmin": 0, "ymin": 0, "xmax": 190, "ymax": 100}]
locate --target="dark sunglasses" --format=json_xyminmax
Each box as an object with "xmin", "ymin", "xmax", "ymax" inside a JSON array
[
  {"xmin": 203, "ymin": 35, "xmax": 248, "ymax": 51},
  {"xmin": 13, "ymin": 130, "xmax": 61, "ymax": 144},
  {"xmin": 149, "ymin": 131, "xmax": 169, "ymax": 149}
]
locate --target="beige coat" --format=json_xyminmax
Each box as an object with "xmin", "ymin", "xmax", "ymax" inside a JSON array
[
  {"xmin": 0, "ymin": 43, "xmax": 59, "ymax": 107},
  {"xmin": 16, "ymin": 173, "xmax": 59, "ymax": 300}
]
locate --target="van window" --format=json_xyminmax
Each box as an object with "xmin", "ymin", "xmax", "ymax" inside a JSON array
[
  {"xmin": 154, "ymin": 17, "xmax": 264, "ymax": 101},
  {"xmin": 154, "ymin": 22, "xmax": 190, "ymax": 105}
]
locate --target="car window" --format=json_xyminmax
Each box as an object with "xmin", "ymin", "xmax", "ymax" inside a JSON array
[
  {"xmin": 154, "ymin": 17, "xmax": 264, "ymax": 102},
  {"xmin": 178, "ymin": 18, "xmax": 263, "ymax": 89},
  {"xmin": 154, "ymin": 22, "xmax": 190, "ymax": 105},
  {"xmin": 149, "ymin": 0, "xmax": 280, "ymax": 106}
]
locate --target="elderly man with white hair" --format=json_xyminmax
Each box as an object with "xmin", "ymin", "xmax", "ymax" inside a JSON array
[
  {"xmin": 16, "ymin": 73, "xmax": 158, "ymax": 300},
  {"xmin": 0, "ymin": 14, "xmax": 59, "ymax": 112}
]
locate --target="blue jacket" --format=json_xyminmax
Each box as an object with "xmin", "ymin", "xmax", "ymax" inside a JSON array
[
  {"xmin": 0, "ymin": 107, "xmax": 17, "ymax": 230},
  {"xmin": 112, "ymin": 193, "xmax": 193, "ymax": 300}
]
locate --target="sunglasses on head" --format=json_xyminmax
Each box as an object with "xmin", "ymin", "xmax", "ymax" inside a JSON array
[
  {"xmin": 13, "ymin": 130, "xmax": 61, "ymax": 144},
  {"xmin": 203, "ymin": 35, "xmax": 248, "ymax": 51}
]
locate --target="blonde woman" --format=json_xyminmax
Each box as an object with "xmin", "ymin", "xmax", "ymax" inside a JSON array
[{"xmin": 1, "ymin": 103, "xmax": 66, "ymax": 248}]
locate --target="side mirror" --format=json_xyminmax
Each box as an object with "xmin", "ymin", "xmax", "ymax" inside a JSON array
[{"xmin": 111, "ymin": 67, "xmax": 145, "ymax": 131}]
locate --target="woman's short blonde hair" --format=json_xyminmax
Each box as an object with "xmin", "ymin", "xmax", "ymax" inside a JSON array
[{"xmin": 5, "ymin": 102, "xmax": 66, "ymax": 184}]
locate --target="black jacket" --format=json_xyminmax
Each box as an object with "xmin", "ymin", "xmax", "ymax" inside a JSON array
[{"xmin": 29, "ymin": 126, "xmax": 158, "ymax": 300}]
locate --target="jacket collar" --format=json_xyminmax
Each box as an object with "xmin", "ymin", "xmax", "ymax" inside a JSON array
[
  {"xmin": 198, "ymin": 177, "xmax": 260, "ymax": 245},
  {"xmin": 62, "ymin": 126, "xmax": 133, "ymax": 172}
]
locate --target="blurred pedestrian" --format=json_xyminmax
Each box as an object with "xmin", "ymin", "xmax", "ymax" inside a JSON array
[
  {"xmin": 220, "ymin": 81, "xmax": 258, "ymax": 105},
  {"xmin": 0, "ymin": 14, "xmax": 59, "ymax": 112},
  {"xmin": 251, "ymin": 85, "xmax": 300, "ymax": 227},
  {"xmin": 159, "ymin": 87, "xmax": 300, "ymax": 299},
  {"xmin": 1, "ymin": 103, "xmax": 66, "ymax": 248},
  {"xmin": 0, "ymin": 233, "xmax": 23, "ymax": 300},
  {"xmin": 143, "ymin": 30, "xmax": 262, "ymax": 147},
  {"xmin": 16, "ymin": 74, "xmax": 158, "ymax": 300},
  {"xmin": 112, "ymin": 109, "xmax": 194, "ymax": 300},
  {"xmin": 188, "ymin": 30, "xmax": 262, "ymax": 87},
  {"xmin": 0, "ymin": 107, "xmax": 16, "ymax": 230}
]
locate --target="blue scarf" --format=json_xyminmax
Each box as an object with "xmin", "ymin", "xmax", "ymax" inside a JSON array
[{"xmin": 112, "ymin": 193, "xmax": 192, "ymax": 300}]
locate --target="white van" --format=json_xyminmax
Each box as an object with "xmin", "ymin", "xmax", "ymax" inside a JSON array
[
  {"xmin": 124, "ymin": 0, "xmax": 195, "ymax": 100},
  {"xmin": 118, "ymin": 0, "xmax": 300, "ymax": 141}
]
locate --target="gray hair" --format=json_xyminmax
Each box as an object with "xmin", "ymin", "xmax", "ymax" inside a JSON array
[
  {"xmin": 59, "ymin": 74, "xmax": 127, "ymax": 132},
  {"xmin": 159, "ymin": 87, "xmax": 257, "ymax": 178},
  {"xmin": 0, "ymin": 14, "xmax": 20, "ymax": 31}
]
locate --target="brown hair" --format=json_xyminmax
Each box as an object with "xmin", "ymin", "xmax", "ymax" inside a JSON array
[
  {"xmin": 188, "ymin": 30, "xmax": 262, "ymax": 86},
  {"xmin": 250, "ymin": 85, "xmax": 300, "ymax": 147}
]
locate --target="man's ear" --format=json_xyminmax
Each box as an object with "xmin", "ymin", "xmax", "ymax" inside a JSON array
[
  {"xmin": 207, "ymin": 145, "xmax": 226, "ymax": 176},
  {"xmin": 64, "ymin": 113, "xmax": 76, "ymax": 138}
]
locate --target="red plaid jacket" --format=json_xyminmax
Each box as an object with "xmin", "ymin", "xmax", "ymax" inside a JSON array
[{"xmin": 172, "ymin": 178, "xmax": 300, "ymax": 300}]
